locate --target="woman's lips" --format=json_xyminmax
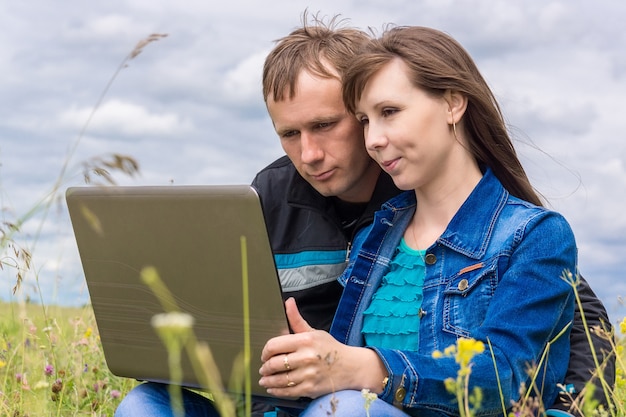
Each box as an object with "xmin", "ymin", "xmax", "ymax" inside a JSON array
[{"xmin": 380, "ymin": 157, "xmax": 400, "ymax": 172}]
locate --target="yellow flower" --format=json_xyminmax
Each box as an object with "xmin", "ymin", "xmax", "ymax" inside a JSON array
[
  {"xmin": 0, "ymin": 359, "xmax": 6, "ymax": 369},
  {"xmin": 443, "ymin": 377, "xmax": 456, "ymax": 393},
  {"xmin": 443, "ymin": 344, "xmax": 457, "ymax": 356},
  {"xmin": 456, "ymin": 338, "xmax": 485, "ymax": 368},
  {"xmin": 620, "ymin": 317, "xmax": 626, "ymax": 335},
  {"xmin": 84, "ymin": 327, "xmax": 93, "ymax": 338}
]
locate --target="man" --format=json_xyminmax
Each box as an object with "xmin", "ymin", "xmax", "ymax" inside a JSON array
[
  {"xmin": 115, "ymin": 14, "xmax": 614, "ymax": 417},
  {"xmin": 251, "ymin": 18, "xmax": 392, "ymax": 332}
]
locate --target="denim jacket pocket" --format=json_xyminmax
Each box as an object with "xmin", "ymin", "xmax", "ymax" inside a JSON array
[{"xmin": 442, "ymin": 258, "xmax": 498, "ymax": 337}]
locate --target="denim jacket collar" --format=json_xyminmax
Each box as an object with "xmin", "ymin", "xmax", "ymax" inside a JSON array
[{"xmin": 382, "ymin": 168, "xmax": 507, "ymax": 259}]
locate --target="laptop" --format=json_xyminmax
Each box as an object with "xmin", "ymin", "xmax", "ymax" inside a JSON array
[{"xmin": 66, "ymin": 185, "xmax": 306, "ymax": 406}]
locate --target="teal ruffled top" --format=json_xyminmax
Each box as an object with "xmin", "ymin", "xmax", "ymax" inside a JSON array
[{"xmin": 362, "ymin": 238, "xmax": 426, "ymax": 351}]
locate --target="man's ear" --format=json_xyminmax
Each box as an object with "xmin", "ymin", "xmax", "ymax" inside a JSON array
[{"xmin": 444, "ymin": 90, "xmax": 468, "ymax": 125}]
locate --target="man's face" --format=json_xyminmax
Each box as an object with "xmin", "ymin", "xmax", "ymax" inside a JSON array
[{"xmin": 267, "ymin": 70, "xmax": 379, "ymax": 203}]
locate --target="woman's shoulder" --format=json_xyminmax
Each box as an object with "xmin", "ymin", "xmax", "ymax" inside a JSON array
[{"xmin": 501, "ymin": 194, "xmax": 575, "ymax": 239}]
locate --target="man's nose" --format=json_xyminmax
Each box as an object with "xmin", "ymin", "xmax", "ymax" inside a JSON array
[{"xmin": 300, "ymin": 132, "xmax": 324, "ymax": 164}]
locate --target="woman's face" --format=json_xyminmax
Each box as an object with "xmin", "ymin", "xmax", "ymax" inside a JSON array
[{"xmin": 355, "ymin": 58, "xmax": 470, "ymax": 192}]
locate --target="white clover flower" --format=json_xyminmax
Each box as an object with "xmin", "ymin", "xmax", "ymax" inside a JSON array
[
  {"xmin": 151, "ymin": 312, "xmax": 195, "ymax": 332},
  {"xmin": 151, "ymin": 312, "xmax": 195, "ymax": 350},
  {"xmin": 34, "ymin": 380, "xmax": 50, "ymax": 390}
]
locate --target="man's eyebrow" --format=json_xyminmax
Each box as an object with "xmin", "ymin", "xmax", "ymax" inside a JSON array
[
  {"xmin": 275, "ymin": 126, "xmax": 297, "ymax": 136},
  {"xmin": 309, "ymin": 114, "xmax": 343, "ymax": 125}
]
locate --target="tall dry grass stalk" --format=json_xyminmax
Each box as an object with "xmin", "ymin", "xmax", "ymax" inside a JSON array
[
  {"xmin": 0, "ymin": 32, "xmax": 167, "ymax": 415},
  {"xmin": 4, "ymin": 33, "xmax": 167, "ymax": 302}
]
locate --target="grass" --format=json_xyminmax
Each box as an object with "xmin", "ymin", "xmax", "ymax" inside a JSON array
[
  {"xmin": 0, "ymin": 301, "xmax": 138, "ymax": 416},
  {"xmin": 0, "ymin": 300, "xmax": 624, "ymax": 416}
]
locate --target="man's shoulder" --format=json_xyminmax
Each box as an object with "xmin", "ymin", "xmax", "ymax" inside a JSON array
[
  {"xmin": 255, "ymin": 155, "xmax": 294, "ymax": 176},
  {"xmin": 252, "ymin": 155, "xmax": 295, "ymax": 188}
]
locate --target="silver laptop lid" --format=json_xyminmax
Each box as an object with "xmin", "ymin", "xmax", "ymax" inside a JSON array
[{"xmin": 66, "ymin": 185, "xmax": 289, "ymax": 397}]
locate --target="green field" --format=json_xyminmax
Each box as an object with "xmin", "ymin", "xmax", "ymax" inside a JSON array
[
  {"xmin": 0, "ymin": 302, "xmax": 138, "ymax": 416},
  {"xmin": 1, "ymin": 299, "xmax": 625, "ymax": 416}
]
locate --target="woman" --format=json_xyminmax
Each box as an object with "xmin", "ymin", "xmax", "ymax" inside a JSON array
[{"xmin": 259, "ymin": 26, "xmax": 576, "ymax": 416}]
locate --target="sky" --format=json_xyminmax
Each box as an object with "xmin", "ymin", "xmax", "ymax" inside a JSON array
[{"xmin": 1, "ymin": 0, "xmax": 624, "ymax": 330}]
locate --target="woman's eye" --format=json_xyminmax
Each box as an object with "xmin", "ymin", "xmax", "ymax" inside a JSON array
[
  {"xmin": 381, "ymin": 108, "xmax": 398, "ymax": 117},
  {"xmin": 358, "ymin": 116, "xmax": 369, "ymax": 126}
]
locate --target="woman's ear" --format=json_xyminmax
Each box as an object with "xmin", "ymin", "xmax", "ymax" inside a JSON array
[{"xmin": 444, "ymin": 90, "xmax": 468, "ymax": 125}]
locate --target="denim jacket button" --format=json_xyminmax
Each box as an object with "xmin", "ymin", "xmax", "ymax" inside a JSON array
[
  {"xmin": 458, "ymin": 279, "xmax": 469, "ymax": 291},
  {"xmin": 394, "ymin": 387, "xmax": 407, "ymax": 402},
  {"xmin": 424, "ymin": 253, "xmax": 437, "ymax": 265}
]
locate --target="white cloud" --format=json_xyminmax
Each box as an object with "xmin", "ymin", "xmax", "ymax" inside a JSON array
[
  {"xmin": 222, "ymin": 49, "xmax": 269, "ymax": 103},
  {"xmin": 58, "ymin": 99, "xmax": 193, "ymax": 137}
]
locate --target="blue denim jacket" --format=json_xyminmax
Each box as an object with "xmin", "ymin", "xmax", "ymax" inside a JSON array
[{"xmin": 330, "ymin": 169, "xmax": 576, "ymax": 416}]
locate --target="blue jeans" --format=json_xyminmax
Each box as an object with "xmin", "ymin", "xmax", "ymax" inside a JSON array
[
  {"xmin": 301, "ymin": 391, "xmax": 409, "ymax": 417},
  {"xmin": 115, "ymin": 383, "xmax": 409, "ymax": 417},
  {"xmin": 114, "ymin": 383, "xmax": 221, "ymax": 417}
]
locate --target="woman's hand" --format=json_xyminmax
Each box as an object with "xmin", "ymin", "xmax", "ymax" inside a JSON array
[{"xmin": 258, "ymin": 297, "xmax": 387, "ymax": 399}]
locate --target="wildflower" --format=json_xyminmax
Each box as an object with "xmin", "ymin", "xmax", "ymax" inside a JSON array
[
  {"xmin": 361, "ymin": 389, "xmax": 378, "ymax": 417},
  {"xmin": 34, "ymin": 380, "xmax": 50, "ymax": 390},
  {"xmin": 0, "ymin": 359, "xmax": 6, "ymax": 369},
  {"xmin": 444, "ymin": 344, "xmax": 456, "ymax": 356},
  {"xmin": 16, "ymin": 373, "xmax": 23, "ymax": 382},
  {"xmin": 111, "ymin": 389, "xmax": 121, "ymax": 399},
  {"xmin": 151, "ymin": 312, "xmax": 195, "ymax": 346},
  {"xmin": 85, "ymin": 326, "xmax": 93, "ymax": 338},
  {"xmin": 52, "ymin": 379, "xmax": 63, "ymax": 393},
  {"xmin": 620, "ymin": 317, "xmax": 626, "ymax": 335},
  {"xmin": 443, "ymin": 377, "xmax": 456, "ymax": 393},
  {"xmin": 151, "ymin": 311, "xmax": 195, "ymax": 417},
  {"xmin": 45, "ymin": 364, "xmax": 54, "ymax": 376},
  {"xmin": 456, "ymin": 338, "xmax": 485, "ymax": 368}
]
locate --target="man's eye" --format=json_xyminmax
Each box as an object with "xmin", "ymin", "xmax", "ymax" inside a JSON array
[
  {"xmin": 281, "ymin": 130, "xmax": 298, "ymax": 139},
  {"xmin": 316, "ymin": 122, "xmax": 333, "ymax": 129}
]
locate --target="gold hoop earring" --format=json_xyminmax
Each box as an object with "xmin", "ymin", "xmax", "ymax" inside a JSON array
[{"xmin": 452, "ymin": 120, "xmax": 459, "ymax": 141}]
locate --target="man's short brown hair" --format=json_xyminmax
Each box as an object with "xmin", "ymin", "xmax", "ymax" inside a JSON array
[{"xmin": 262, "ymin": 11, "xmax": 369, "ymax": 102}]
